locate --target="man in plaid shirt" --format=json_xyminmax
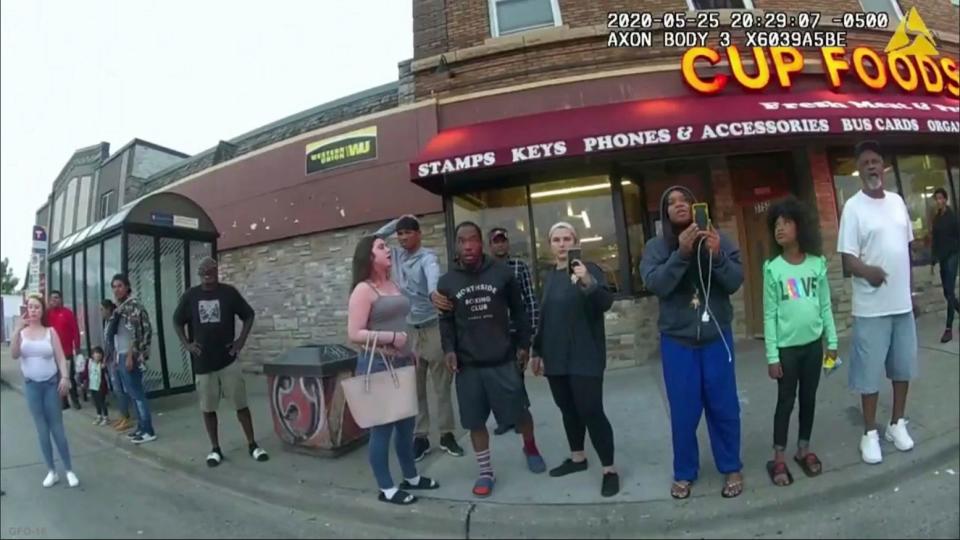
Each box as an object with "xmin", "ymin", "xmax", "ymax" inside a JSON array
[{"xmin": 488, "ymin": 227, "xmax": 540, "ymax": 436}]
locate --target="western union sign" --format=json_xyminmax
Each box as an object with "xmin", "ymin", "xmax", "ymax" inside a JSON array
[{"xmin": 305, "ymin": 126, "xmax": 378, "ymax": 174}]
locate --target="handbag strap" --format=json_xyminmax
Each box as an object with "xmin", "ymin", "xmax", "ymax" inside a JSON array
[{"xmin": 362, "ymin": 331, "xmax": 400, "ymax": 392}]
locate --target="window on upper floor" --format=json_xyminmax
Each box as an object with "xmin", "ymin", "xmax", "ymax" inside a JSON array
[
  {"xmin": 62, "ymin": 177, "xmax": 79, "ymax": 238},
  {"xmin": 489, "ymin": 0, "xmax": 562, "ymax": 37},
  {"xmin": 99, "ymin": 190, "xmax": 116, "ymax": 220},
  {"xmin": 687, "ymin": 0, "xmax": 754, "ymax": 9},
  {"xmin": 859, "ymin": 0, "xmax": 904, "ymax": 22},
  {"xmin": 75, "ymin": 175, "xmax": 92, "ymax": 230},
  {"xmin": 51, "ymin": 191, "xmax": 65, "ymax": 243}
]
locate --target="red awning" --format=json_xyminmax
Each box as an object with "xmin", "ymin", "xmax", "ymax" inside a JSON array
[{"xmin": 411, "ymin": 90, "xmax": 959, "ymax": 181}]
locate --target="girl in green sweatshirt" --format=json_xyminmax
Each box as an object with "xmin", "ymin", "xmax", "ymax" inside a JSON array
[{"xmin": 763, "ymin": 198, "xmax": 838, "ymax": 487}]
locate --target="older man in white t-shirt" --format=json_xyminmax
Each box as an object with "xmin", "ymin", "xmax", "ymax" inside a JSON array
[{"xmin": 837, "ymin": 141, "xmax": 918, "ymax": 465}]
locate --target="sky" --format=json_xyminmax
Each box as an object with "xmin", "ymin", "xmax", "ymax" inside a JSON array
[{"xmin": 0, "ymin": 0, "xmax": 413, "ymax": 285}]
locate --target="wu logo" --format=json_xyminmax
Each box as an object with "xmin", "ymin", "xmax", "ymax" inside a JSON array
[{"xmin": 885, "ymin": 7, "xmax": 938, "ymax": 57}]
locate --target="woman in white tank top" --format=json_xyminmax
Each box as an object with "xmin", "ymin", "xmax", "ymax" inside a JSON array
[{"xmin": 11, "ymin": 294, "xmax": 79, "ymax": 488}]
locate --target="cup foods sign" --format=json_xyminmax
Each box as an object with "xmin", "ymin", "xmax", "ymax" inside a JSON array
[{"xmin": 305, "ymin": 126, "xmax": 377, "ymax": 174}]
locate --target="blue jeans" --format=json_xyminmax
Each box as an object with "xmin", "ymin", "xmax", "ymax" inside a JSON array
[
  {"xmin": 24, "ymin": 376, "xmax": 73, "ymax": 471},
  {"xmin": 940, "ymin": 253, "xmax": 960, "ymax": 328},
  {"xmin": 108, "ymin": 361, "xmax": 131, "ymax": 418},
  {"xmin": 117, "ymin": 354, "xmax": 154, "ymax": 436},
  {"xmin": 357, "ymin": 352, "xmax": 418, "ymax": 490},
  {"xmin": 660, "ymin": 330, "xmax": 742, "ymax": 482}
]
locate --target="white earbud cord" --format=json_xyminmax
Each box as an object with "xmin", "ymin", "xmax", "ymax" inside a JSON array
[{"xmin": 697, "ymin": 237, "xmax": 733, "ymax": 363}]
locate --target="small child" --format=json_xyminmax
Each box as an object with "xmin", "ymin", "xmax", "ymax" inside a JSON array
[
  {"xmin": 88, "ymin": 347, "xmax": 110, "ymax": 426},
  {"xmin": 762, "ymin": 197, "xmax": 838, "ymax": 487}
]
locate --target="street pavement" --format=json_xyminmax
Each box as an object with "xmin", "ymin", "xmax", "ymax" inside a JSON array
[{"xmin": 0, "ymin": 313, "xmax": 957, "ymax": 539}]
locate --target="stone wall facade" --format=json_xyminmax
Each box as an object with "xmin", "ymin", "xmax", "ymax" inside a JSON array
[{"xmin": 219, "ymin": 214, "xmax": 448, "ymax": 372}]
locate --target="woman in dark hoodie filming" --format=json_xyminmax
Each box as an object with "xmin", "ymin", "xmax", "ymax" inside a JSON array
[
  {"xmin": 639, "ymin": 186, "xmax": 745, "ymax": 500},
  {"xmin": 530, "ymin": 222, "xmax": 619, "ymax": 497}
]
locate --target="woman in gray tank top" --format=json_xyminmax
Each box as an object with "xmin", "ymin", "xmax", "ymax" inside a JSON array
[{"xmin": 347, "ymin": 235, "xmax": 440, "ymax": 505}]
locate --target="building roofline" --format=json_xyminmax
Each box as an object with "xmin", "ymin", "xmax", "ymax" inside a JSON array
[
  {"xmin": 226, "ymin": 81, "xmax": 399, "ymax": 144},
  {"xmin": 145, "ymin": 81, "xmax": 399, "ymax": 183},
  {"xmin": 101, "ymin": 138, "xmax": 190, "ymax": 167}
]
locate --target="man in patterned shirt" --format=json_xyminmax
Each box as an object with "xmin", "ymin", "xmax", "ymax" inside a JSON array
[{"xmin": 487, "ymin": 228, "xmax": 540, "ymax": 436}]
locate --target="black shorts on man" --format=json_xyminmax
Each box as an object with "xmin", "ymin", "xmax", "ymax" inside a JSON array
[{"xmin": 456, "ymin": 357, "xmax": 526, "ymax": 431}]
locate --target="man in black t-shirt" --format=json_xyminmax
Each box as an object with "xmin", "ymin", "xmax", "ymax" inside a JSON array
[{"xmin": 173, "ymin": 257, "xmax": 268, "ymax": 467}]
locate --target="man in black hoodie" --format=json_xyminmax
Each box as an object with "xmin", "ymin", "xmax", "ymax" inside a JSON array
[
  {"xmin": 438, "ymin": 222, "xmax": 535, "ymax": 498},
  {"xmin": 639, "ymin": 186, "xmax": 745, "ymax": 500}
]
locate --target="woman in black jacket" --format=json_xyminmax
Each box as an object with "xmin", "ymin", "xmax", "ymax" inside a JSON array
[
  {"xmin": 530, "ymin": 222, "xmax": 619, "ymax": 497},
  {"xmin": 932, "ymin": 188, "xmax": 960, "ymax": 343}
]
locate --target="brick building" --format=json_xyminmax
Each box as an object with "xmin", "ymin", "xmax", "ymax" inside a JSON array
[{"xmin": 39, "ymin": 0, "xmax": 960, "ymax": 376}]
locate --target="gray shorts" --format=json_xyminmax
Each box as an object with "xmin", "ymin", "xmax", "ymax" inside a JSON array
[
  {"xmin": 848, "ymin": 312, "xmax": 918, "ymax": 394},
  {"xmin": 456, "ymin": 360, "xmax": 525, "ymax": 431}
]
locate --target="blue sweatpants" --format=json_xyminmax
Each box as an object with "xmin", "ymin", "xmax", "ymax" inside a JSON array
[{"xmin": 660, "ymin": 330, "xmax": 742, "ymax": 482}]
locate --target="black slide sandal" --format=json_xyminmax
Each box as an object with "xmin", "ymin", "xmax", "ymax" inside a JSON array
[
  {"xmin": 378, "ymin": 490, "xmax": 417, "ymax": 505},
  {"xmin": 399, "ymin": 477, "xmax": 440, "ymax": 490}
]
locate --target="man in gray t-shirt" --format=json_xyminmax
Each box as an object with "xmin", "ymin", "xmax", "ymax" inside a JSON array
[{"xmin": 376, "ymin": 215, "xmax": 463, "ymax": 461}]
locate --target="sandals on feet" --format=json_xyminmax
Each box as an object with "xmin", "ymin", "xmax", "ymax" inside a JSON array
[
  {"xmin": 766, "ymin": 460, "xmax": 793, "ymax": 486},
  {"xmin": 794, "ymin": 453, "xmax": 823, "ymax": 478},
  {"xmin": 250, "ymin": 446, "xmax": 270, "ymax": 462},
  {"xmin": 399, "ymin": 477, "xmax": 440, "ymax": 490},
  {"xmin": 721, "ymin": 474, "xmax": 744, "ymax": 498},
  {"xmin": 206, "ymin": 451, "xmax": 223, "ymax": 467},
  {"xmin": 472, "ymin": 476, "xmax": 495, "ymax": 498},
  {"xmin": 378, "ymin": 490, "xmax": 417, "ymax": 505},
  {"xmin": 670, "ymin": 480, "xmax": 693, "ymax": 500}
]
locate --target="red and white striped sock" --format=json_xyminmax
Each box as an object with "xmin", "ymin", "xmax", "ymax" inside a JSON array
[{"xmin": 476, "ymin": 449, "xmax": 494, "ymax": 478}]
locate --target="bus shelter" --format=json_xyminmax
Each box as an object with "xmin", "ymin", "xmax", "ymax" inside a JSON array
[{"xmin": 47, "ymin": 192, "xmax": 218, "ymax": 397}]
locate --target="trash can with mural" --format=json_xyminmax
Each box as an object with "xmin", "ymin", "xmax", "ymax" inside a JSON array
[{"xmin": 262, "ymin": 344, "xmax": 367, "ymax": 457}]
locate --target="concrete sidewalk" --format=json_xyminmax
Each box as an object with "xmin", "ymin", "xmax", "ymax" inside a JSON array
[{"xmin": 2, "ymin": 314, "xmax": 957, "ymax": 537}]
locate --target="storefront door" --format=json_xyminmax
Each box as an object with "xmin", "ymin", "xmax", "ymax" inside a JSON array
[
  {"xmin": 728, "ymin": 153, "xmax": 795, "ymax": 338},
  {"xmin": 740, "ymin": 200, "xmax": 776, "ymax": 338}
]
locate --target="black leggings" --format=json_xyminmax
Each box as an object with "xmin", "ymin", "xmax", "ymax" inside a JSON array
[
  {"xmin": 547, "ymin": 375, "xmax": 615, "ymax": 467},
  {"xmin": 92, "ymin": 387, "xmax": 109, "ymax": 417},
  {"xmin": 773, "ymin": 339, "xmax": 822, "ymax": 451}
]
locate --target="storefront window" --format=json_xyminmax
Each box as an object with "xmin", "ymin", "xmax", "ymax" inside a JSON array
[
  {"xmin": 529, "ymin": 176, "xmax": 620, "ymax": 291},
  {"xmin": 85, "ymin": 244, "xmax": 102, "ymax": 352},
  {"xmin": 73, "ymin": 251, "xmax": 86, "ymax": 353},
  {"xmin": 621, "ymin": 179, "xmax": 648, "ymax": 293},
  {"xmin": 832, "ymin": 156, "xmax": 860, "ymax": 212},
  {"xmin": 61, "ymin": 254, "xmax": 74, "ymax": 311},
  {"xmin": 48, "ymin": 259, "xmax": 61, "ymax": 299},
  {"xmin": 897, "ymin": 154, "xmax": 951, "ymax": 265},
  {"xmin": 451, "ymin": 186, "xmax": 534, "ymax": 270},
  {"xmin": 103, "ymin": 235, "xmax": 121, "ymax": 289}
]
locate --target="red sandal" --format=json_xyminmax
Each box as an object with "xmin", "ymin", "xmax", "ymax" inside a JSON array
[
  {"xmin": 766, "ymin": 460, "xmax": 793, "ymax": 486},
  {"xmin": 794, "ymin": 453, "xmax": 823, "ymax": 478}
]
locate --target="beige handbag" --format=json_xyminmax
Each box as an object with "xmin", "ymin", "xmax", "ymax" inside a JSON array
[{"xmin": 341, "ymin": 332, "xmax": 418, "ymax": 429}]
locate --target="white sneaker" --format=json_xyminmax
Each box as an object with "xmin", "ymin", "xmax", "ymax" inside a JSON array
[
  {"xmin": 42, "ymin": 471, "xmax": 59, "ymax": 488},
  {"xmin": 885, "ymin": 419, "xmax": 915, "ymax": 451},
  {"xmin": 66, "ymin": 471, "xmax": 79, "ymax": 488},
  {"xmin": 860, "ymin": 430, "xmax": 883, "ymax": 464},
  {"xmin": 93, "ymin": 416, "xmax": 102, "ymax": 425}
]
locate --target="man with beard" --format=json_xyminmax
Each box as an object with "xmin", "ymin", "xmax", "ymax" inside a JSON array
[{"xmin": 838, "ymin": 141, "xmax": 918, "ymax": 465}]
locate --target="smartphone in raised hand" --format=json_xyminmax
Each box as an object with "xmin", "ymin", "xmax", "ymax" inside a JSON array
[
  {"xmin": 693, "ymin": 202, "xmax": 710, "ymax": 230},
  {"xmin": 567, "ymin": 248, "xmax": 583, "ymax": 274}
]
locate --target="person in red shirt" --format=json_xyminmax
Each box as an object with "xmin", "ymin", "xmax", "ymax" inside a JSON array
[{"xmin": 48, "ymin": 291, "xmax": 81, "ymax": 410}]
